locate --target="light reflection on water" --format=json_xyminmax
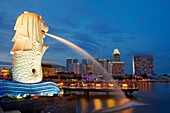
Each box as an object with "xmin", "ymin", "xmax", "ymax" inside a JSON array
[
  {"xmin": 77, "ymin": 93, "xmax": 133, "ymax": 113},
  {"xmin": 93, "ymin": 98, "xmax": 102, "ymax": 111},
  {"xmin": 80, "ymin": 98, "xmax": 88, "ymax": 113},
  {"xmin": 106, "ymin": 99, "xmax": 116, "ymax": 108},
  {"xmin": 76, "ymin": 82, "xmax": 170, "ymax": 113}
]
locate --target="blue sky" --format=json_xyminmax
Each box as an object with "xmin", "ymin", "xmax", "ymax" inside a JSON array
[{"xmin": 0, "ymin": 0, "xmax": 170, "ymax": 74}]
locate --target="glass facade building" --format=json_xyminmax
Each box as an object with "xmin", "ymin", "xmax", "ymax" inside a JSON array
[{"xmin": 132, "ymin": 55, "xmax": 154, "ymax": 75}]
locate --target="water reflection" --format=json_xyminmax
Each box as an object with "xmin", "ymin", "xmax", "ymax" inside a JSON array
[
  {"xmin": 77, "ymin": 82, "xmax": 170, "ymax": 113},
  {"xmin": 93, "ymin": 98, "xmax": 102, "ymax": 112},
  {"xmin": 106, "ymin": 99, "xmax": 116, "ymax": 108},
  {"xmin": 138, "ymin": 82, "xmax": 152, "ymax": 92},
  {"xmin": 78, "ymin": 94, "xmax": 133, "ymax": 113},
  {"xmin": 118, "ymin": 98, "xmax": 130, "ymax": 106},
  {"xmin": 80, "ymin": 98, "xmax": 88, "ymax": 113}
]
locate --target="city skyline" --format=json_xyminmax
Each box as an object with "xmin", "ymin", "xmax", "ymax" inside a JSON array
[{"xmin": 0, "ymin": 0, "xmax": 170, "ymax": 74}]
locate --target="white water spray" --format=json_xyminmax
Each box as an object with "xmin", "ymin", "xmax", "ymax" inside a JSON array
[{"xmin": 46, "ymin": 33, "xmax": 125, "ymax": 97}]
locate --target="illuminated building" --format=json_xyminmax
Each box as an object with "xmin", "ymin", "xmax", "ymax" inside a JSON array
[
  {"xmin": 69, "ymin": 63, "xmax": 85, "ymax": 74},
  {"xmin": 132, "ymin": 55, "xmax": 154, "ymax": 75},
  {"xmin": 112, "ymin": 49, "xmax": 120, "ymax": 61},
  {"xmin": 82, "ymin": 59, "xmax": 87, "ymax": 75},
  {"xmin": 0, "ymin": 68, "xmax": 11, "ymax": 79},
  {"xmin": 82, "ymin": 59, "xmax": 87, "ymax": 65},
  {"xmin": 95, "ymin": 59, "xmax": 104, "ymax": 75},
  {"xmin": 104, "ymin": 59, "xmax": 109, "ymax": 71},
  {"xmin": 87, "ymin": 64, "xmax": 95, "ymax": 75},
  {"xmin": 1, "ymin": 68, "xmax": 10, "ymax": 76},
  {"xmin": 87, "ymin": 58, "xmax": 94, "ymax": 74},
  {"xmin": 67, "ymin": 58, "xmax": 86, "ymax": 74},
  {"xmin": 109, "ymin": 49, "xmax": 125, "ymax": 76},
  {"xmin": 88, "ymin": 58, "xmax": 93, "ymax": 65},
  {"xmin": 73, "ymin": 59, "xmax": 78, "ymax": 63},
  {"xmin": 66, "ymin": 58, "xmax": 72, "ymax": 72},
  {"xmin": 109, "ymin": 62, "xmax": 125, "ymax": 76},
  {"xmin": 93, "ymin": 58, "xmax": 99, "ymax": 75},
  {"xmin": 73, "ymin": 63, "xmax": 81, "ymax": 74},
  {"xmin": 42, "ymin": 62, "xmax": 66, "ymax": 77}
]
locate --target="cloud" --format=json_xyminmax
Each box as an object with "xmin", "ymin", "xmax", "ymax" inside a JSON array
[
  {"xmin": 87, "ymin": 21, "xmax": 123, "ymax": 35},
  {"xmin": 85, "ymin": 19, "xmax": 136, "ymax": 44},
  {"xmin": 69, "ymin": 32, "xmax": 107, "ymax": 54}
]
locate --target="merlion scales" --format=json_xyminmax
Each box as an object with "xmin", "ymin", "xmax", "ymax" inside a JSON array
[{"xmin": 10, "ymin": 11, "xmax": 48, "ymax": 83}]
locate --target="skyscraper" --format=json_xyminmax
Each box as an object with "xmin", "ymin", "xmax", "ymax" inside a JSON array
[
  {"xmin": 96, "ymin": 59, "xmax": 104, "ymax": 75},
  {"xmin": 109, "ymin": 49, "xmax": 125, "ymax": 76},
  {"xmin": 82, "ymin": 59, "xmax": 87, "ymax": 75},
  {"xmin": 66, "ymin": 58, "xmax": 72, "ymax": 71},
  {"xmin": 86, "ymin": 64, "xmax": 95, "ymax": 75},
  {"xmin": 94, "ymin": 58, "xmax": 100, "ymax": 75},
  {"xmin": 132, "ymin": 55, "xmax": 154, "ymax": 75},
  {"xmin": 87, "ymin": 58, "xmax": 94, "ymax": 75},
  {"xmin": 103, "ymin": 59, "xmax": 109, "ymax": 71},
  {"xmin": 73, "ymin": 59, "xmax": 78, "ymax": 63},
  {"xmin": 112, "ymin": 49, "xmax": 120, "ymax": 61},
  {"xmin": 88, "ymin": 58, "xmax": 93, "ymax": 65},
  {"xmin": 109, "ymin": 62, "xmax": 125, "ymax": 76},
  {"xmin": 82, "ymin": 59, "xmax": 87, "ymax": 65}
]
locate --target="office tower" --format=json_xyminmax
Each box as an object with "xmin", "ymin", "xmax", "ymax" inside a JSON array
[
  {"xmin": 82, "ymin": 59, "xmax": 87, "ymax": 65},
  {"xmin": 82, "ymin": 59, "xmax": 87, "ymax": 75},
  {"xmin": 81, "ymin": 63, "xmax": 87, "ymax": 75},
  {"xmin": 88, "ymin": 58, "xmax": 93, "ymax": 65},
  {"xmin": 72, "ymin": 63, "xmax": 80, "ymax": 74},
  {"xmin": 95, "ymin": 59, "xmax": 104, "ymax": 75},
  {"xmin": 132, "ymin": 55, "xmax": 154, "ymax": 75},
  {"xmin": 109, "ymin": 62, "xmax": 125, "ymax": 76},
  {"xmin": 94, "ymin": 58, "xmax": 100, "ymax": 75},
  {"xmin": 110, "ymin": 49, "xmax": 125, "ymax": 76},
  {"xmin": 66, "ymin": 58, "xmax": 72, "ymax": 71},
  {"xmin": 86, "ymin": 64, "xmax": 95, "ymax": 75},
  {"xmin": 103, "ymin": 59, "xmax": 109, "ymax": 71},
  {"xmin": 73, "ymin": 59, "xmax": 78, "ymax": 63},
  {"xmin": 70, "ymin": 63, "xmax": 85, "ymax": 75},
  {"xmin": 112, "ymin": 49, "xmax": 120, "ymax": 61}
]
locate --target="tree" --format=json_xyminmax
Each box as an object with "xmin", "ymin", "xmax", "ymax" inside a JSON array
[{"xmin": 141, "ymin": 74, "xmax": 147, "ymax": 78}]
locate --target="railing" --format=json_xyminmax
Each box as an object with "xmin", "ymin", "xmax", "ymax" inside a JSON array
[{"xmin": 56, "ymin": 80, "xmax": 138, "ymax": 90}]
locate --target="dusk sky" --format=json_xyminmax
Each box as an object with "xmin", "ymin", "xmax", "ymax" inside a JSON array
[{"xmin": 0, "ymin": 0, "xmax": 170, "ymax": 74}]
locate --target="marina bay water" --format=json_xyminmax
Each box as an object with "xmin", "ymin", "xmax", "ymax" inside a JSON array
[{"xmin": 76, "ymin": 82, "xmax": 170, "ymax": 113}]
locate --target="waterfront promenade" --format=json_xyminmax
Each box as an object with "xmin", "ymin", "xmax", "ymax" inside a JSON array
[{"xmin": 56, "ymin": 80, "xmax": 138, "ymax": 96}]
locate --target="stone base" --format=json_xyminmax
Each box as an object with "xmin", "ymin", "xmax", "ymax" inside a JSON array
[{"xmin": 0, "ymin": 95, "xmax": 76, "ymax": 113}]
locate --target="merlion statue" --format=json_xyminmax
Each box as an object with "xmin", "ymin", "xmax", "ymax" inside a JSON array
[{"xmin": 10, "ymin": 11, "xmax": 48, "ymax": 83}]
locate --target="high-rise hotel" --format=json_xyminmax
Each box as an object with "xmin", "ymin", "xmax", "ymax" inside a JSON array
[
  {"xmin": 132, "ymin": 55, "xmax": 154, "ymax": 75},
  {"xmin": 109, "ymin": 49, "xmax": 125, "ymax": 76}
]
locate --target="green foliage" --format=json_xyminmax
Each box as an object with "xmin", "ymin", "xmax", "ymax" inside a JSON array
[
  {"xmin": 141, "ymin": 74, "xmax": 147, "ymax": 78},
  {"xmin": 3, "ymin": 94, "xmax": 30, "ymax": 100}
]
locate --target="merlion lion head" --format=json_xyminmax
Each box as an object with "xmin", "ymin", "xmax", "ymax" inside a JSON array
[
  {"xmin": 12, "ymin": 11, "xmax": 48, "ymax": 44},
  {"xmin": 11, "ymin": 11, "xmax": 49, "ymax": 54}
]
